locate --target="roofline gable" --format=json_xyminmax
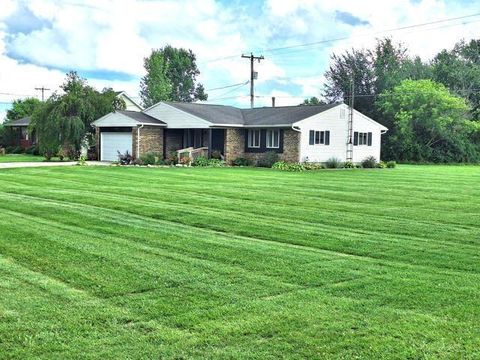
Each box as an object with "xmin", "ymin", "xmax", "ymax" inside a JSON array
[{"xmin": 144, "ymin": 102, "xmax": 213, "ymax": 127}]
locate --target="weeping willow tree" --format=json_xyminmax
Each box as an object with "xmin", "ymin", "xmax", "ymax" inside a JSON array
[{"xmin": 32, "ymin": 72, "xmax": 125, "ymax": 160}]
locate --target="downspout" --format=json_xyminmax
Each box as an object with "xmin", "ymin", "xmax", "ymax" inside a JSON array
[
  {"xmin": 291, "ymin": 125, "xmax": 301, "ymax": 162},
  {"xmin": 137, "ymin": 124, "xmax": 145, "ymax": 159}
]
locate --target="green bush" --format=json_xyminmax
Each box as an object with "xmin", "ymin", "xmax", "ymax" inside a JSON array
[
  {"xmin": 272, "ymin": 161, "xmax": 306, "ymax": 172},
  {"xmin": 5, "ymin": 146, "xmax": 15, "ymax": 154},
  {"xmin": 232, "ymin": 157, "xmax": 252, "ymax": 166},
  {"xmin": 377, "ymin": 161, "xmax": 387, "ymax": 169},
  {"xmin": 361, "ymin": 156, "xmax": 378, "ymax": 168},
  {"xmin": 191, "ymin": 156, "xmax": 210, "ymax": 167},
  {"xmin": 12, "ymin": 146, "xmax": 24, "ymax": 154},
  {"xmin": 257, "ymin": 151, "xmax": 279, "ymax": 168},
  {"xmin": 343, "ymin": 161, "xmax": 354, "ymax": 168},
  {"xmin": 156, "ymin": 158, "xmax": 167, "ymax": 165},
  {"xmin": 139, "ymin": 151, "xmax": 157, "ymax": 165},
  {"xmin": 304, "ymin": 162, "xmax": 325, "ymax": 170},
  {"xmin": 386, "ymin": 161, "xmax": 397, "ymax": 168},
  {"xmin": 325, "ymin": 157, "xmax": 342, "ymax": 169},
  {"xmin": 208, "ymin": 159, "xmax": 225, "ymax": 167},
  {"xmin": 25, "ymin": 145, "xmax": 38, "ymax": 155},
  {"xmin": 211, "ymin": 150, "xmax": 222, "ymax": 160}
]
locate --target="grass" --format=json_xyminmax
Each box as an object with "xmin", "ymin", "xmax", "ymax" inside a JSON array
[
  {"xmin": 0, "ymin": 154, "xmax": 67, "ymax": 163},
  {"xmin": 0, "ymin": 154, "xmax": 45, "ymax": 162},
  {"xmin": 0, "ymin": 165, "xmax": 478, "ymax": 359}
]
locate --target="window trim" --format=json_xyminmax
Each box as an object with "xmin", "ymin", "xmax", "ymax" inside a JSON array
[
  {"xmin": 310, "ymin": 130, "xmax": 330, "ymax": 146},
  {"xmin": 354, "ymin": 132, "xmax": 372, "ymax": 146},
  {"xmin": 247, "ymin": 129, "xmax": 261, "ymax": 148},
  {"xmin": 266, "ymin": 129, "xmax": 280, "ymax": 149}
]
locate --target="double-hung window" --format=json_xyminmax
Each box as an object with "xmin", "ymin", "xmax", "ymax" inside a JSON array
[
  {"xmin": 309, "ymin": 130, "xmax": 330, "ymax": 145},
  {"xmin": 266, "ymin": 129, "xmax": 280, "ymax": 148},
  {"xmin": 247, "ymin": 129, "xmax": 261, "ymax": 148},
  {"xmin": 354, "ymin": 132, "xmax": 372, "ymax": 146}
]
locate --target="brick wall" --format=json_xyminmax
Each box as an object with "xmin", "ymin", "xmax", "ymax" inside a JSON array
[
  {"xmin": 224, "ymin": 128, "xmax": 245, "ymax": 164},
  {"xmin": 133, "ymin": 126, "xmax": 164, "ymax": 159},
  {"xmin": 242, "ymin": 129, "xmax": 301, "ymax": 164},
  {"xmin": 164, "ymin": 129, "xmax": 183, "ymax": 158}
]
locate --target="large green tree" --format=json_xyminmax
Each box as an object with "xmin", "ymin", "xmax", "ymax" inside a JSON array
[
  {"xmin": 301, "ymin": 96, "xmax": 325, "ymax": 106},
  {"xmin": 377, "ymin": 79, "xmax": 478, "ymax": 162},
  {"xmin": 324, "ymin": 38, "xmax": 432, "ymax": 120},
  {"xmin": 140, "ymin": 45, "xmax": 207, "ymax": 107},
  {"xmin": 432, "ymin": 39, "xmax": 480, "ymax": 120},
  {"xmin": 5, "ymin": 97, "xmax": 42, "ymax": 123},
  {"xmin": 32, "ymin": 72, "xmax": 125, "ymax": 159}
]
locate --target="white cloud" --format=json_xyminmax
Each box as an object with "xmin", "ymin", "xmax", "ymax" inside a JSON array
[{"xmin": 0, "ymin": 0, "xmax": 479, "ymax": 113}]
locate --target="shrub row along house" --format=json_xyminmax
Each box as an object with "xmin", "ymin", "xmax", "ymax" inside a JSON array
[{"xmin": 92, "ymin": 102, "xmax": 388, "ymax": 163}]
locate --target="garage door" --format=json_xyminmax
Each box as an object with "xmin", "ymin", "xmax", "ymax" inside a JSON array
[{"xmin": 101, "ymin": 132, "xmax": 132, "ymax": 161}]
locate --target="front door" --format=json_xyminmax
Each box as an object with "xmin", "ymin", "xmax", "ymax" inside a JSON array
[{"xmin": 211, "ymin": 129, "xmax": 225, "ymax": 153}]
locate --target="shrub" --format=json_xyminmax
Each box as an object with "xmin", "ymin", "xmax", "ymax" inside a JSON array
[
  {"xmin": 156, "ymin": 158, "xmax": 167, "ymax": 165},
  {"xmin": 131, "ymin": 158, "xmax": 143, "ymax": 166},
  {"xmin": 361, "ymin": 156, "xmax": 378, "ymax": 168},
  {"xmin": 304, "ymin": 162, "xmax": 325, "ymax": 170},
  {"xmin": 57, "ymin": 146, "xmax": 67, "ymax": 161},
  {"xmin": 77, "ymin": 155, "xmax": 87, "ymax": 166},
  {"xmin": 191, "ymin": 156, "xmax": 210, "ymax": 167},
  {"xmin": 165, "ymin": 151, "xmax": 178, "ymax": 165},
  {"xmin": 12, "ymin": 146, "xmax": 24, "ymax": 154},
  {"xmin": 232, "ymin": 157, "xmax": 252, "ymax": 166},
  {"xmin": 343, "ymin": 161, "xmax": 355, "ymax": 169},
  {"xmin": 179, "ymin": 156, "xmax": 191, "ymax": 165},
  {"xmin": 377, "ymin": 161, "xmax": 387, "ymax": 169},
  {"xmin": 5, "ymin": 146, "xmax": 15, "ymax": 154},
  {"xmin": 386, "ymin": 160, "xmax": 397, "ymax": 168},
  {"xmin": 117, "ymin": 150, "xmax": 133, "ymax": 165},
  {"xmin": 325, "ymin": 157, "xmax": 342, "ymax": 169},
  {"xmin": 208, "ymin": 159, "xmax": 225, "ymax": 167},
  {"xmin": 139, "ymin": 151, "xmax": 156, "ymax": 165},
  {"xmin": 256, "ymin": 151, "xmax": 279, "ymax": 168},
  {"xmin": 211, "ymin": 150, "xmax": 222, "ymax": 160},
  {"xmin": 25, "ymin": 145, "xmax": 37, "ymax": 155},
  {"xmin": 272, "ymin": 161, "xmax": 306, "ymax": 172}
]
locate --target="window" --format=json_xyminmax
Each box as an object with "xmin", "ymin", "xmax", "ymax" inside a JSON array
[
  {"xmin": 247, "ymin": 129, "xmax": 260, "ymax": 148},
  {"xmin": 266, "ymin": 129, "xmax": 280, "ymax": 148},
  {"xmin": 309, "ymin": 130, "xmax": 330, "ymax": 145},
  {"xmin": 354, "ymin": 132, "xmax": 372, "ymax": 146}
]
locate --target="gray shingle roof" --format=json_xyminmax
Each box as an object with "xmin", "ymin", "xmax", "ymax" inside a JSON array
[
  {"xmin": 165, "ymin": 102, "xmax": 341, "ymax": 126},
  {"xmin": 117, "ymin": 110, "xmax": 166, "ymax": 125},
  {"xmin": 4, "ymin": 116, "xmax": 31, "ymax": 127}
]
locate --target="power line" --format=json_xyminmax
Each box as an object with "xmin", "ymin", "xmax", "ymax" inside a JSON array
[
  {"xmin": 200, "ymin": 12, "xmax": 480, "ymax": 64},
  {"xmin": 206, "ymin": 81, "xmax": 249, "ymax": 91}
]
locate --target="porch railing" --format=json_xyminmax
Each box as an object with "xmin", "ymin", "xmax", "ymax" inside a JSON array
[{"xmin": 176, "ymin": 147, "xmax": 209, "ymax": 164}]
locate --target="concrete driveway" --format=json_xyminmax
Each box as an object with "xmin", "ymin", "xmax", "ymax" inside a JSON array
[{"xmin": 0, "ymin": 161, "xmax": 108, "ymax": 169}]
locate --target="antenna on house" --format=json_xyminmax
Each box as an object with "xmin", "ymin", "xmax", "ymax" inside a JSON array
[
  {"xmin": 346, "ymin": 78, "xmax": 354, "ymax": 162},
  {"xmin": 35, "ymin": 86, "xmax": 50, "ymax": 102},
  {"xmin": 241, "ymin": 53, "xmax": 264, "ymax": 108}
]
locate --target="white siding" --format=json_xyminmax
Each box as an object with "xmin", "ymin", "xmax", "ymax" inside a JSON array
[
  {"xmin": 92, "ymin": 112, "xmax": 138, "ymax": 127},
  {"xmin": 117, "ymin": 93, "xmax": 143, "ymax": 112},
  {"xmin": 144, "ymin": 103, "xmax": 211, "ymax": 129},
  {"xmin": 295, "ymin": 104, "xmax": 386, "ymax": 163}
]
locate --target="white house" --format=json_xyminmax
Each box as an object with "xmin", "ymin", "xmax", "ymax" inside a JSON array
[{"xmin": 92, "ymin": 102, "xmax": 387, "ymax": 163}]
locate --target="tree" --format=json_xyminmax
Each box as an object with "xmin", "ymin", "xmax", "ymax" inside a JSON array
[
  {"xmin": 140, "ymin": 45, "xmax": 208, "ymax": 107},
  {"xmin": 323, "ymin": 38, "xmax": 432, "ymax": 120},
  {"xmin": 301, "ymin": 97, "xmax": 325, "ymax": 105},
  {"xmin": 432, "ymin": 39, "xmax": 480, "ymax": 120},
  {"xmin": 140, "ymin": 51, "xmax": 172, "ymax": 107},
  {"xmin": 32, "ymin": 71, "xmax": 124, "ymax": 159},
  {"xmin": 377, "ymin": 79, "xmax": 478, "ymax": 162},
  {"xmin": 5, "ymin": 98, "xmax": 42, "ymax": 123}
]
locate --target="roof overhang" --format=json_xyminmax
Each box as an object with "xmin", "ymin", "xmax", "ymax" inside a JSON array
[{"xmin": 92, "ymin": 112, "xmax": 166, "ymax": 127}]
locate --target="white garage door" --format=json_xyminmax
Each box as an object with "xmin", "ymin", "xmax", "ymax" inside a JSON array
[{"xmin": 101, "ymin": 132, "xmax": 132, "ymax": 161}]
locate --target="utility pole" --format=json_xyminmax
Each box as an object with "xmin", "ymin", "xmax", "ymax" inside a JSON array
[
  {"xmin": 346, "ymin": 79, "xmax": 354, "ymax": 162},
  {"xmin": 241, "ymin": 53, "xmax": 264, "ymax": 108},
  {"xmin": 35, "ymin": 86, "xmax": 50, "ymax": 102}
]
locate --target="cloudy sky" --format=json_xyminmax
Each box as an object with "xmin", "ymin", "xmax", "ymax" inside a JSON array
[{"xmin": 0, "ymin": 0, "xmax": 479, "ymax": 121}]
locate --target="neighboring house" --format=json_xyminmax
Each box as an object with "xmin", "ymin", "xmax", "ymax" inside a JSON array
[
  {"xmin": 92, "ymin": 102, "xmax": 388, "ymax": 163},
  {"xmin": 116, "ymin": 91, "xmax": 143, "ymax": 112},
  {"xmin": 3, "ymin": 116, "xmax": 36, "ymax": 148}
]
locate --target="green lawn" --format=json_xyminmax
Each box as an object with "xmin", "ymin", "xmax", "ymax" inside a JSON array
[
  {"xmin": 0, "ymin": 154, "xmax": 45, "ymax": 162},
  {"xmin": 0, "ymin": 165, "xmax": 478, "ymax": 359}
]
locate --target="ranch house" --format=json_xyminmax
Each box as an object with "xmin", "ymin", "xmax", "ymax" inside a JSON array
[{"xmin": 92, "ymin": 102, "xmax": 388, "ymax": 163}]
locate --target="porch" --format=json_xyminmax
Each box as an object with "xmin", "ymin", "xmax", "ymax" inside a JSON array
[{"xmin": 165, "ymin": 128, "xmax": 226, "ymax": 161}]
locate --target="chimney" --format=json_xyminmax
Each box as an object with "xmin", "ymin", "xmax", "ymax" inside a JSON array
[{"xmin": 271, "ymin": 96, "xmax": 276, "ymax": 107}]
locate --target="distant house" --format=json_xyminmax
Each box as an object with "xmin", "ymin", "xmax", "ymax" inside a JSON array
[
  {"xmin": 3, "ymin": 116, "xmax": 35, "ymax": 148},
  {"xmin": 115, "ymin": 91, "xmax": 143, "ymax": 112},
  {"xmin": 92, "ymin": 102, "xmax": 388, "ymax": 163}
]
